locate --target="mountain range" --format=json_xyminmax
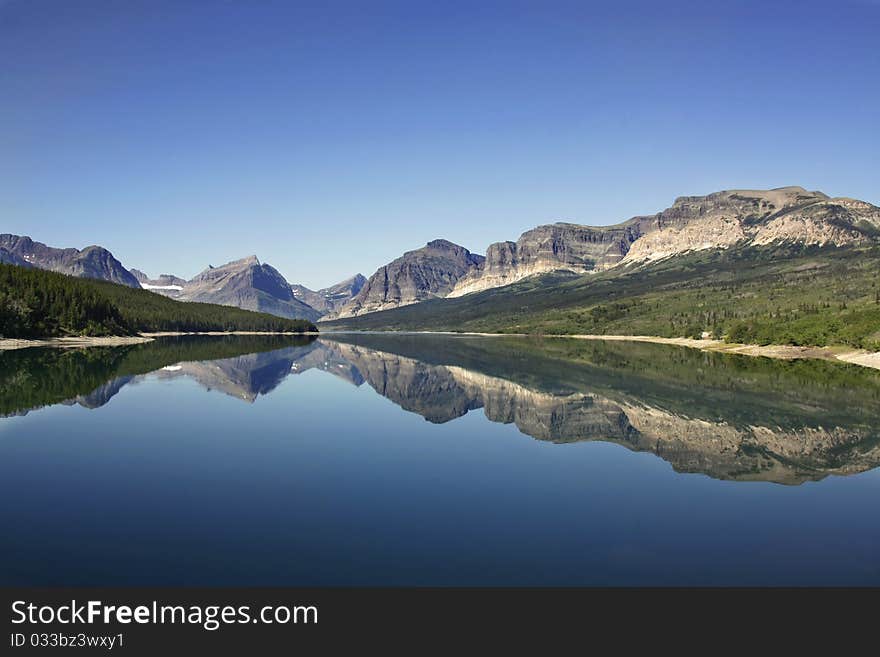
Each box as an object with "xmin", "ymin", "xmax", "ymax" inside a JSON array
[
  {"xmin": 0, "ymin": 234, "xmax": 360, "ymax": 322},
  {"xmin": 291, "ymin": 274, "xmax": 367, "ymax": 315},
  {"xmin": 0, "ymin": 234, "xmax": 141, "ymax": 288},
  {"xmin": 448, "ymin": 186, "xmax": 880, "ymax": 297},
  {"xmin": 5, "ymin": 186, "xmax": 880, "ymax": 339},
  {"xmin": 328, "ymin": 240, "xmax": 485, "ymax": 318}
]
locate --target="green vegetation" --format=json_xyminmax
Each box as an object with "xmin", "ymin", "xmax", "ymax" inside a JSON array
[
  {"xmin": 323, "ymin": 244, "xmax": 880, "ymax": 351},
  {"xmin": 0, "ymin": 264, "xmax": 317, "ymax": 337},
  {"xmin": 0, "ymin": 334, "xmax": 315, "ymax": 415}
]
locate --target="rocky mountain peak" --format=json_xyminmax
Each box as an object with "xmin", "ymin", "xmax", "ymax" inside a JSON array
[
  {"xmin": 445, "ymin": 187, "xmax": 880, "ymax": 298},
  {"xmin": 227, "ymin": 255, "xmax": 260, "ymax": 267},
  {"xmin": 180, "ymin": 256, "xmax": 319, "ymax": 322},
  {"xmin": 328, "ymin": 240, "xmax": 485, "ymax": 319},
  {"xmin": 622, "ymin": 186, "xmax": 879, "ymax": 264},
  {"xmin": 0, "ymin": 233, "xmax": 140, "ymax": 288},
  {"xmin": 448, "ymin": 221, "xmax": 639, "ymax": 297},
  {"xmin": 290, "ymin": 273, "xmax": 368, "ymax": 316},
  {"xmin": 0, "ymin": 246, "xmax": 30, "ymax": 267},
  {"xmin": 425, "ymin": 238, "xmax": 465, "ymax": 252},
  {"xmin": 346, "ymin": 273, "xmax": 367, "ymax": 287},
  {"xmin": 131, "ymin": 269, "xmax": 187, "ymax": 295}
]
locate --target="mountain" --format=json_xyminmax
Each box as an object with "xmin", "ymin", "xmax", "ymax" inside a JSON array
[
  {"xmin": 131, "ymin": 269, "xmax": 186, "ymax": 299},
  {"xmin": 328, "ymin": 240, "xmax": 485, "ymax": 319},
  {"xmin": 177, "ymin": 256, "xmax": 320, "ymax": 322},
  {"xmin": 0, "ymin": 247, "xmax": 30, "ymax": 267},
  {"xmin": 449, "ymin": 223, "xmax": 641, "ymax": 297},
  {"xmin": 321, "ymin": 240, "xmax": 880, "ymax": 351},
  {"xmin": 132, "ymin": 261, "xmax": 323, "ymax": 322},
  {"xmin": 448, "ymin": 187, "xmax": 880, "ymax": 296},
  {"xmin": 322, "ymin": 187, "xmax": 880, "ymax": 350},
  {"xmin": 0, "ymin": 235, "xmax": 321, "ymax": 323},
  {"xmin": 0, "ymin": 234, "xmax": 141, "ymax": 288},
  {"xmin": 291, "ymin": 273, "xmax": 366, "ymax": 315},
  {"xmin": 0, "ymin": 264, "xmax": 317, "ymax": 338},
  {"xmin": 131, "ymin": 269, "xmax": 187, "ymax": 297}
]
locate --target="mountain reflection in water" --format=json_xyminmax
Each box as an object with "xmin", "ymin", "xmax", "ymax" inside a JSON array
[{"xmin": 3, "ymin": 333, "xmax": 880, "ymax": 485}]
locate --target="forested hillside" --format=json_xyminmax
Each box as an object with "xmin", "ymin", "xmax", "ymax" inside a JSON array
[
  {"xmin": 0, "ymin": 264, "xmax": 316, "ymax": 338},
  {"xmin": 322, "ymin": 244, "xmax": 880, "ymax": 351}
]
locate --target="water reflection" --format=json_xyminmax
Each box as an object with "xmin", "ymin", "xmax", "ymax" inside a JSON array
[{"xmin": 3, "ymin": 333, "xmax": 880, "ymax": 485}]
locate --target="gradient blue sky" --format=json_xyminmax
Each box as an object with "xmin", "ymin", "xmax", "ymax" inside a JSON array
[{"xmin": 2, "ymin": 0, "xmax": 878, "ymax": 288}]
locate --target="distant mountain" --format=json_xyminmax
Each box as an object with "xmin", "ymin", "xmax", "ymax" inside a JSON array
[
  {"xmin": 0, "ymin": 234, "xmax": 140, "ymax": 288},
  {"xmin": 131, "ymin": 269, "xmax": 187, "ymax": 298},
  {"xmin": 328, "ymin": 240, "xmax": 485, "ymax": 319},
  {"xmin": 0, "ymin": 246, "xmax": 30, "ymax": 267},
  {"xmin": 320, "ymin": 188, "xmax": 880, "ymax": 350},
  {"xmin": 0, "ymin": 264, "xmax": 317, "ymax": 339},
  {"xmin": 9, "ymin": 185, "xmax": 878, "ymax": 334},
  {"xmin": 449, "ymin": 187, "xmax": 880, "ymax": 296},
  {"xmin": 448, "ymin": 223, "xmax": 639, "ymax": 297},
  {"xmin": 291, "ymin": 274, "xmax": 366, "ymax": 315},
  {"xmin": 131, "ymin": 269, "xmax": 187, "ymax": 287},
  {"xmin": 177, "ymin": 256, "xmax": 320, "ymax": 322},
  {"xmin": 326, "ymin": 187, "xmax": 880, "ymax": 319},
  {"xmin": 131, "ymin": 261, "xmax": 321, "ymax": 322},
  {"xmin": 0, "ymin": 236, "xmax": 322, "ymax": 324}
]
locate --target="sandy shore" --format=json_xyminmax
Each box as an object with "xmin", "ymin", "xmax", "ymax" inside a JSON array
[
  {"xmin": 835, "ymin": 350, "xmax": 880, "ymax": 370},
  {"xmin": 139, "ymin": 331, "xmax": 320, "ymax": 337},
  {"xmin": 556, "ymin": 334, "xmax": 880, "ymax": 371},
  {"xmin": 0, "ymin": 336, "xmax": 153, "ymax": 350},
  {"xmin": 0, "ymin": 331, "xmax": 318, "ymax": 351}
]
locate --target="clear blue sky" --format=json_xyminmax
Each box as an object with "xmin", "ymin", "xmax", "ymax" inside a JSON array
[{"xmin": 2, "ymin": 0, "xmax": 878, "ymax": 288}]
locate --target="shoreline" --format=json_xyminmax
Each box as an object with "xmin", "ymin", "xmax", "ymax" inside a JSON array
[
  {"xmin": 560, "ymin": 334, "xmax": 880, "ymax": 370},
  {"xmin": 325, "ymin": 330, "xmax": 880, "ymax": 372},
  {"xmin": 0, "ymin": 335, "xmax": 154, "ymax": 350},
  {"xmin": 0, "ymin": 330, "xmax": 319, "ymax": 351},
  {"xmin": 139, "ymin": 331, "xmax": 320, "ymax": 337},
  {"xmin": 2, "ymin": 329, "xmax": 878, "ymax": 372}
]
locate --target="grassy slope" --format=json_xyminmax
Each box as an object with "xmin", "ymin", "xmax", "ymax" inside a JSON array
[
  {"xmin": 0, "ymin": 264, "xmax": 317, "ymax": 338},
  {"xmin": 322, "ymin": 244, "xmax": 880, "ymax": 350}
]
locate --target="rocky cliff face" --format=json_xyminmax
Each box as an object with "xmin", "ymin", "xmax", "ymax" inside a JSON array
[
  {"xmin": 449, "ymin": 223, "xmax": 642, "ymax": 297},
  {"xmin": 133, "ymin": 257, "xmax": 324, "ymax": 321},
  {"xmin": 329, "ymin": 240, "xmax": 485, "ymax": 318},
  {"xmin": 448, "ymin": 187, "xmax": 880, "ymax": 297},
  {"xmin": 621, "ymin": 186, "xmax": 880, "ymax": 264},
  {"xmin": 291, "ymin": 273, "xmax": 366, "ymax": 315},
  {"xmin": 131, "ymin": 269, "xmax": 187, "ymax": 287},
  {"xmin": 0, "ymin": 246, "xmax": 30, "ymax": 267},
  {"xmin": 0, "ymin": 234, "xmax": 141, "ymax": 288},
  {"xmin": 179, "ymin": 256, "xmax": 321, "ymax": 322}
]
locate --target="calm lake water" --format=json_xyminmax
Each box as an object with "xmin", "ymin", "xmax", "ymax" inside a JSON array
[{"xmin": 2, "ymin": 333, "xmax": 879, "ymax": 586}]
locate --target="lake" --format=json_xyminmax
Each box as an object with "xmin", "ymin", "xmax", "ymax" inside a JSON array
[{"xmin": 2, "ymin": 333, "xmax": 879, "ymax": 586}]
